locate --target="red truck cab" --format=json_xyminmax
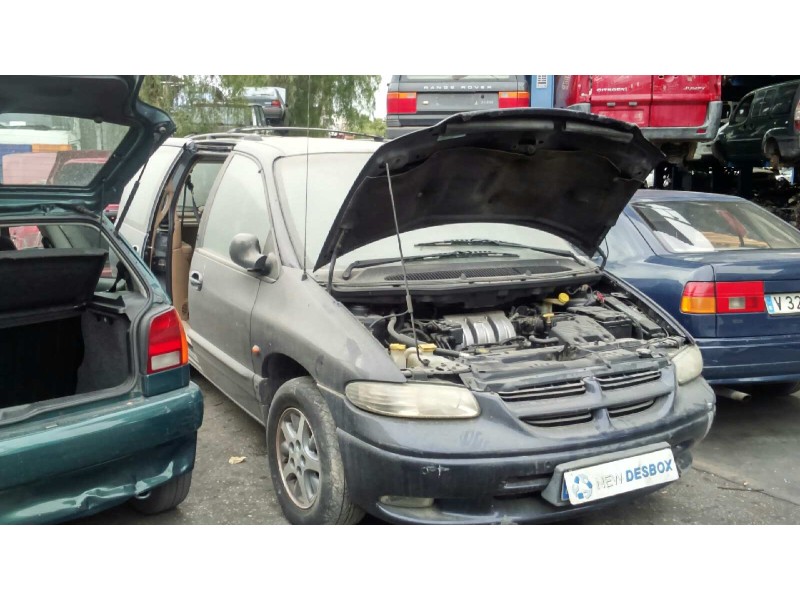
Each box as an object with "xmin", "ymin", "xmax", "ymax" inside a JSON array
[{"xmin": 555, "ymin": 75, "xmax": 723, "ymax": 162}]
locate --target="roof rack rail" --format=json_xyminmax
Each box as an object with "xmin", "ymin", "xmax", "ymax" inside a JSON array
[
  {"xmin": 185, "ymin": 132, "xmax": 263, "ymax": 142},
  {"xmin": 228, "ymin": 126, "xmax": 385, "ymax": 142}
]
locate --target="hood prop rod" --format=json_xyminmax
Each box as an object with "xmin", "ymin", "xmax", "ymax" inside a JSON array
[{"xmin": 385, "ymin": 162, "xmax": 425, "ymax": 365}]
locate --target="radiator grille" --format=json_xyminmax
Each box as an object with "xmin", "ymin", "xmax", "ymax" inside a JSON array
[
  {"xmin": 522, "ymin": 412, "xmax": 593, "ymax": 427},
  {"xmin": 608, "ymin": 399, "xmax": 657, "ymax": 418},
  {"xmin": 596, "ymin": 369, "xmax": 660, "ymax": 390},
  {"xmin": 498, "ymin": 380, "xmax": 586, "ymax": 402}
]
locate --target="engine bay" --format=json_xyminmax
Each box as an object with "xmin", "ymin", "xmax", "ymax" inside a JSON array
[{"xmin": 346, "ymin": 277, "xmax": 685, "ymax": 382}]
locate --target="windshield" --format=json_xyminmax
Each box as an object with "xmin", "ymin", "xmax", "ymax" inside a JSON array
[
  {"xmin": 276, "ymin": 152, "xmax": 577, "ymax": 273},
  {"xmin": 634, "ymin": 200, "xmax": 800, "ymax": 252},
  {"xmin": 0, "ymin": 112, "xmax": 128, "ymax": 186}
]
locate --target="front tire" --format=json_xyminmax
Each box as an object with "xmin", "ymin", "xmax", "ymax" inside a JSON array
[{"xmin": 266, "ymin": 376, "xmax": 364, "ymax": 525}]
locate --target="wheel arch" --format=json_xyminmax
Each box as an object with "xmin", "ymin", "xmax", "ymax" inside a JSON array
[{"xmin": 258, "ymin": 353, "xmax": 311, "ymax": 420}]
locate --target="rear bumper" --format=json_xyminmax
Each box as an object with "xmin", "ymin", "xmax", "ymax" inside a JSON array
[
  {"xmin": 568, "ymin": 101, "xmax": 723, "ymax": 143},
  {"xmin": 697, "ymin": 334, "xmax": 800, "ymax": 385},
  {"xmin": 0, "ymin": 383, "xmax": 203, "ymax": 523},
  {"xmin": 336, "ymin": 379, "xmax": 714, "ymax": 524},
  {"xmin": 386, "ymin": 114, "xmax": 453, "ymax": 139}
]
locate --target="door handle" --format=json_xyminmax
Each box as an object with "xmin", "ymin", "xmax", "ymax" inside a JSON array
[{"xmin": 189, "ymin": 271, "xmax": 203, "ymax": 290}]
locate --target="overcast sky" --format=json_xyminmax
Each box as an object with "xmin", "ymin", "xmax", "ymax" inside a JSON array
[{"xmin": 374, "ymin": 75, "xmax": 390, "ymax": 119}]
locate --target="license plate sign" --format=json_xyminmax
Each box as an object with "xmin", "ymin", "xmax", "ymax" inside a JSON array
[
  {"xmin": 765, "ymin": 293, "xmax": 800, "ymax": 315},
  {"xmin": 562, "ymin": 448, "xmax": 678, "ymax": 505}
]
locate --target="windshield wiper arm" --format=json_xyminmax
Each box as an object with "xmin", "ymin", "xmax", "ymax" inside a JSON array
[
  {"xmin": 341, "ymin": 250, "xmax": 519, "ymax": 280},
  {"xmin": 415, "ymin": 238, "xmax": 578, "ymax": 259}
]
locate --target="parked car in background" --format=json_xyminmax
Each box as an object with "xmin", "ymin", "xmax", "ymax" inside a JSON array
[
  {"xmin": 713, "ymin": 79, "xmax": 800, "ymax": 170},
  {"xmin": 242, "ymin": 86, "xmax": 287, "ymax": 125},
  {"xmin": 555, "ymin": 76, "xmax": 723, "ymax": 164},
  {"xmin": 385, "ymin": 75, "xmax": 530, "ymax": 138},
  {"xmin": 117, "ymin": 109, "xmax": 714, "ymax": 525},
  {"xmin": 0, "ymin": 75, "xmax": 203, "ymax": 523},
  {"xmin": 602, "ymin": 189, "xmax": 800, "ymax": 395}
]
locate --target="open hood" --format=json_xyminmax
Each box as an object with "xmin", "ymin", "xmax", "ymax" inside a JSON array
[
  {"xmin": 0, "ymin": 76, "xmax": 175, "ymax": 214},
  {"xmin": 315, "ymin": 108, "xmax": 663, "ymax": 270}
]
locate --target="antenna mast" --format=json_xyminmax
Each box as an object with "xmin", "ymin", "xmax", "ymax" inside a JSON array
[{"xmin": 301, "ymin": 75, "xmax": 311, "ymax": 280}]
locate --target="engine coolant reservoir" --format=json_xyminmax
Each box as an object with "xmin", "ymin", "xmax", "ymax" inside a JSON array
[{"xmin": 406, "ymin": 343, "xmax": 452, "ymax": 369}]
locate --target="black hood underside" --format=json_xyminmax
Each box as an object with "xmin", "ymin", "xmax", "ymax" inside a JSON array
[{"xmin": 315, "ymin": 109, "xmax": 664, "ymax": 270}]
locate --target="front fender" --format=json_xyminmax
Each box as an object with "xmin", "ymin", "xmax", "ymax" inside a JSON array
[{"xmin": 251, "ymin": 268, "xmax": 404, "ymax": 396}]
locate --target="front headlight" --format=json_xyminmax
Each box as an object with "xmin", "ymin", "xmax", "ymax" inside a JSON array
[
  {"xmin": 345, "ymin": 381, "xmax": 480, "ymax": 419},
  {"xmin": 670, "ymin": 344, "xmax": 704, "ymax": 385}
]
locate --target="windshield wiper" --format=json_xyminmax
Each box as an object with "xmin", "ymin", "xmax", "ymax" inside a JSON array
[
  {"xmin": 415, "ymin": 238, "xmax": 579, "ymax": 260},
  {"xmin": 341, "ymin": 250, "xmax": 519, "ymax": 280}
]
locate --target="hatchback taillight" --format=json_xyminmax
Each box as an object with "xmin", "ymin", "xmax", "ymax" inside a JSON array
[
  {"xmin": 498, "ymin": 91, "xmax": 531, "ymax": 108},
  {"xmin": 271, "ymin": 99, "xmax": 281, "ymax": 107},
  {"xmin": 387, "ymin": 92, "xmax": 417, "ymax": 114},
  {"xmin": 681, "ymin": 281, "xmax": 766, "ymax": 314},
  {"xmin": 147, "ymin": 308, "xmax": 188, "ymax": 374}
]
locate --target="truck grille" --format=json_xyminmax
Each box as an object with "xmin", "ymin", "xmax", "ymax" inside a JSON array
[
  {"xmin": 596, "ymin": 369, "xmax": 660, "ymax": 390},
  {"xmin": 497, "ymin": 379, "xmax": 586, "ymax": 402}
]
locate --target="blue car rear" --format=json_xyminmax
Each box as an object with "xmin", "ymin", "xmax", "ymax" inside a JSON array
[{"xmin": 603, "ymin": 190, "xmax": 800, "ymax": 390}]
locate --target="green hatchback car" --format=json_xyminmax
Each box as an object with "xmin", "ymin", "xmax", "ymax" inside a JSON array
[{"xmin": 0, "ymin": 76, "xmax": 203, "ymax": 523}]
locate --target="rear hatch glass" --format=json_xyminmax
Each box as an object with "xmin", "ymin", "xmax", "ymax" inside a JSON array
[{"xmin": 0, "ymin": 113, "xmax": 128, "ymax": 185}]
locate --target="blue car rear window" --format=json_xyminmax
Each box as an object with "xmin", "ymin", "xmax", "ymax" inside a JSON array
[{"xmin": 634, "ymin": 200, "xmax": 800, "ymax": 252}]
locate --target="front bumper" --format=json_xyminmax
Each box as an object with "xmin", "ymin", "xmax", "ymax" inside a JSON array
[
  {"xmin": 0, "ymin": 382, "xmax": 203, "ymax": 524},
  {"xmin": 333, "ymin": 378, "xmax": 714, "ymax": 524},
  {"xmin": 697, "ymin": 333, "xmax": 800, "ymax": 385}
]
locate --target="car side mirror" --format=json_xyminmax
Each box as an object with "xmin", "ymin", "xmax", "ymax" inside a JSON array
[{"xmin": 229, "ymin": 233, "xmax": 276, "ymax": 275}]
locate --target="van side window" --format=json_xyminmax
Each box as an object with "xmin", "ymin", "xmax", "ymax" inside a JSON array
[
  {"xmin": 199, "ymin": 154, "xmax": 270, "ymax": 260},
  {"xmin": 750, "ymin": 90, "xmax": 766, "ymax": 119},
  {"xmin": 771, "ymin": 84, "xmax": 797, "ymax": 116},
  {"xmin": 757, "ymin": 89, "xmax": 777, "ymax": 117},
  {"xmin": 730, "ymin": 96, "xmax": 753, "ymax": 125}
]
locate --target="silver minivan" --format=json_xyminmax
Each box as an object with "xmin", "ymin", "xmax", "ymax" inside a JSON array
[{"xmin": 116, "ymin": 111, "xmax": 715, "ymax": 525}]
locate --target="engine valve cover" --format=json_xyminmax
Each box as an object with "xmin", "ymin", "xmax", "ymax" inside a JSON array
[{"xmin": 443, "ymin": 311, "xmax": 516, "ymax": 347}]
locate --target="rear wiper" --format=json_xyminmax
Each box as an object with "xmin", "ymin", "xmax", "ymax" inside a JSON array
[
  {"xmin": 416, "ymin": 238, "xmax": 578, "ymax": 259},
  {"xmin": 341, "ymin": 250, "xmax": 519, "ymax": 280}
]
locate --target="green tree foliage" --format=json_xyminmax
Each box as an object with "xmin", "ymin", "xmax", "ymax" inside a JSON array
[
  {"xmin": 140, "ymin": 75, "xmax": 382, "ymax": 136},
  {"xmin": 139, "ymin": 75, "xmax": 245, "ymax": 136},
  {"xmin": 221, "ymin": 75, "xmax": 381, "ymax": 130}
]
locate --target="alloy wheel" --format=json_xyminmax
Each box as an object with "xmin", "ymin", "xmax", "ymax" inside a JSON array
[{"xmin": 275, "ymin": 407, "xmax": 321, "ymax": 509}]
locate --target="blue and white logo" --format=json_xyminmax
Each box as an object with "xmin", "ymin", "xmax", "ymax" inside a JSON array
[{"xmin": 571, "ymin": 473, "xmax": 593, "ymax": 501}]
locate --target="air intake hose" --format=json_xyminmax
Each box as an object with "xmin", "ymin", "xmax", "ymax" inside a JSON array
[{"xmin": 387, "ymin": 315, "xmax": 461, "ymax": 358}]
